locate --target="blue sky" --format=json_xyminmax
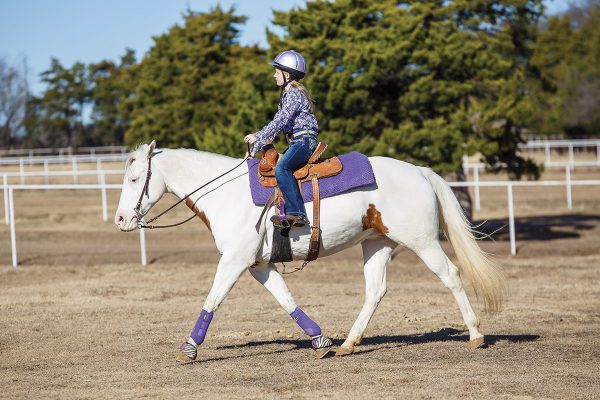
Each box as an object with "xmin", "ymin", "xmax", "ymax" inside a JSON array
[{"xmin": 0, "ymin": 0, "xmax": 573, "ymax": 94}]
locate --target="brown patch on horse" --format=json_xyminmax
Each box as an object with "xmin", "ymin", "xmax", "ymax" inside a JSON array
[
  {"xmin": 362, "ymin": 204, "xmax": 389, "ymax": 234},
  {"xmin": 184, "ymin": 198, "xmax": 211, "ymax": 232}
]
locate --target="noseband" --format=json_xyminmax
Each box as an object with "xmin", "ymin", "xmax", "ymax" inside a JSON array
[{"xmin": 133, "ymin": 156, "xmax": 153, "ymax": 228}]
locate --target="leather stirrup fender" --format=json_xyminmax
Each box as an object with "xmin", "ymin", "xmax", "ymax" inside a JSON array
[{"xmin": 305, "ymin": 176, "xmax": 321, "ymax": 262}]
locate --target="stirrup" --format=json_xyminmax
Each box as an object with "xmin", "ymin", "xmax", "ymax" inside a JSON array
[
  {"xmin": 270, "ymin": 214, "xmax": 307, "ymax": 228},
  {"xmin": 291, "ymin": 215, "xmax": 308, "ymax": 227},
  {"xmin": 270, "ymin": 215, "xmax": 291, "ymax": 228}
]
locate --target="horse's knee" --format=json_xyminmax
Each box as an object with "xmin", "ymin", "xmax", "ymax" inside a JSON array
[
  {"xmin": 438, "ymin": 273, "xmax": 463, "ymax": 291},
  {"xmin": 438, "ymin": 264, "xmax": 464, "ymax": 291},
  {"xmin": 366, "ymin": 286, "xmax": 387, "ymax": 305}
]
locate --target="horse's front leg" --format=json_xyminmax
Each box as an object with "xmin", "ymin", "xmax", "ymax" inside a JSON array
[
  {"xmin": 176, "ymin": 253, "xmax": 250, "ymax": 363},
  {"xmin": 249, "ymin": 263, "xmax": 334, "ymax": 358}
]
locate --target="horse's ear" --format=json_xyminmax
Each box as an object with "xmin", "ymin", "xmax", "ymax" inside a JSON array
[{"xmin": 147, "ymin": 140, "xmax": 156, "ymax": 158}]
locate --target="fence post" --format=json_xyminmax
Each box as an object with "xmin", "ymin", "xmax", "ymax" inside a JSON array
[
  {"xmin": 568, "ymin": 144, "xmax": 574, "ymax": 171},
  {"xmin": 597, "ymin": 143, "xmax": 600, "ymax": 163},
  {"xmin": 44, "ymin": 160, "xmax": 50, "ymax": 184},
  {"xmin": 19, "ymin": 158, "xmax": 25, "ymax": 185},
  {"xmin": 139, "ymin": 227, "xmax": 147, "ymax": 266},
  {"xmin": 9, "ymin": 187, "xmax": 17, "ymax": 267},
  {"xmin": 566, "ymin": 165, "xmax": 572, "ymax": 210},
  {"xmin": 3, "ymin": 174, "xmax": 8, "ymax": 225},
  {"xmin": 507, "ymin": 184, "xmax": 516, "ymax": 256},
  {"xmin": 99, "ymin": 170, "xmax": 108, "ymax": 222},
  {"xmin": 473, "ymin": 166, "xmax": 480, "ymax": 211},
  {"xmin": 545, "ymin": 143, "xmax": 551, "ymax": 165},
  {"xmin": 72, "ymin": 158, "xmax": 78, "ymax": 184}
]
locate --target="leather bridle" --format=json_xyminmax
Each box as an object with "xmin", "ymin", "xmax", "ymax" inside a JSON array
[
  {"xmin": 133, "ymin": 156, "xmax": 153, "ymax": 227},
  {"xmin": 132, "ymin": 151, "xmax": 249, "ymax": 230}
]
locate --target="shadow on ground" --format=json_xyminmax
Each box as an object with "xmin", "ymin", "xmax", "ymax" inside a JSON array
[
  {"xmin": 474, "ymin": 213, "xmax": 600, "ymax": 241},
  {"xmin": 204, "ymin": 328, "xmax": 540, "ymax": 358}
]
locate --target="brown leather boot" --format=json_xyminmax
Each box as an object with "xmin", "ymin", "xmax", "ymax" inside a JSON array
[
  {"xmin": 289, "ymin": 215, "xmax": 308, "ymax": 227},
  {"xmin": 270, "ymin": 214, "xmax": 308, "ymax": 228}
]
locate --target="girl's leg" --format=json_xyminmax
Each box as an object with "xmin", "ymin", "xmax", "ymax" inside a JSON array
[{"xmin": 275, "ymin": 141, "xmax": 312, "ymax": 216}]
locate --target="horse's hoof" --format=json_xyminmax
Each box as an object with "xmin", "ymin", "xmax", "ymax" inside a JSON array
[
  {"xmin": 468, "ymin": 336, "xmax": 485, "ymax": 349},
  {"xmin": 314, "ymin": 346, "xmax": 334, "ymax": 359},
  {"xmin": 175, "ymin": 351, "xmax": 196, "ymax": 364},
  {"xmin": 335, "ymin": 345, "xmax": 354, "ymax": 356}
]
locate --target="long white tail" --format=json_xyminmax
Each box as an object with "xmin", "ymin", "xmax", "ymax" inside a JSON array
[{"xmin": 419, "ymin": 167, "xmax": 507, "ymax": 313}]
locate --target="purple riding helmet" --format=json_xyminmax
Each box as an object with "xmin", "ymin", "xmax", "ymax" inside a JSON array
[{"xmin": 270, "ymin": 50, "xmax": 307, "ymax": 80}]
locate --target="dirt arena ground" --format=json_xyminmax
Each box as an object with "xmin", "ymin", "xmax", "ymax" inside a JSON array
[{"xmin": 0, "ymin": 162, "xmax": 599, "ymax": 399}]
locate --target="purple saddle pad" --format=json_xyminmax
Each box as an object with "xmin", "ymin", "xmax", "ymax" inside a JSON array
[{"xmin": 247, "ymin": 151, "xmax": 376, "ymax": 206}]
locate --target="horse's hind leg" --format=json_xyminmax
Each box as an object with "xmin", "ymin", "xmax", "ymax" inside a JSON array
[
  {"xmin": 413, "ymin": 242, "xmax": 485, "ymax": 348},
  {"xmin": 249, "ymin": 263, "xmax": 334, "ymax": 358},
  {"xmin": 337, "ymin": 238, "xmax": 395, "ymax": 356}
]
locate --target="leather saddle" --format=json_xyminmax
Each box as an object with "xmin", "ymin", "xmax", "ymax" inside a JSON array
[
  {"xmin": 257, "ymin": 142, "xmax": 342, "ymax": 187},
  {"xmin": 258, "ymin": 141, "xmax": 342, "ymax": 265}
]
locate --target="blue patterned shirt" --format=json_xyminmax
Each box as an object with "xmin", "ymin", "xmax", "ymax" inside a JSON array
[{"xmin": 251, "ymin": 86, "xmax": 318, "ymax": 156}]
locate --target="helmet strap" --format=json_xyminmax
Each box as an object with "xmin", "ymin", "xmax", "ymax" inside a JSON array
[
  {"xmin": 278, "ymin": 70, "xmax": 293, "ymax": 108},
  {"xmin": 282, "ymin": 70, "xmax": 291, "ymax": 87}
]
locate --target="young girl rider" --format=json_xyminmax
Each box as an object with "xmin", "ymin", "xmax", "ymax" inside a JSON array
[
  {"xmin": 176, "ymin": 51, "xmax": 334, "ymax": 363},
  {"xmin": 244, "ymin": 49, "xmax": 318, "ymax": 228}
]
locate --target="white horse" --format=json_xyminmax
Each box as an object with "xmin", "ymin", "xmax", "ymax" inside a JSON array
[{"xmin": 115, "ymin": 141, "xmax": 506, "ymax": 362}]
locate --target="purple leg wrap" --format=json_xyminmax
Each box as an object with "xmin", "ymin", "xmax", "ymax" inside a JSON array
[
  {"xmin": 290, "ymin": 307, "xmax": 321, "ymax": 337},
  {"xmin": 190, "ymin": 309, "xmax": 213, "ymax": 346}
]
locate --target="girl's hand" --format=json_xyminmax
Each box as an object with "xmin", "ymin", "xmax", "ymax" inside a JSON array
[{"xmin": 244, "ymin": 134, "xmax": 257, "ymax": 144}]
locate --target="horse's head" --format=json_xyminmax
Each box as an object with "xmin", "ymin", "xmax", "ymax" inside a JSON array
[{"xmin": 114, "ymin": 141, "xmax": 166, "ymax": 231}]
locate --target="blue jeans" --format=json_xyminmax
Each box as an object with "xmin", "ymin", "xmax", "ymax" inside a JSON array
[{"xmin": 275, "ymin": 136, "xmax": 315, "ymax": 216}]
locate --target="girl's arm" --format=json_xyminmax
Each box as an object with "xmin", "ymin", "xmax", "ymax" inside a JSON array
[{"xmin": 251, "ymin": 89, "xmax": 302, "ymax": 156}]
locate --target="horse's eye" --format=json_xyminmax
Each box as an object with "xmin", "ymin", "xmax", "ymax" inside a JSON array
[{"xmin": 131, "ymin": 177, "xmax": 138, "ymax": 184}]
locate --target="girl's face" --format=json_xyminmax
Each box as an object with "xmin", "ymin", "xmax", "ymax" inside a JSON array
[{"xmin": 273, "ymin": 69, "xmax": 289, "ymax": 87}]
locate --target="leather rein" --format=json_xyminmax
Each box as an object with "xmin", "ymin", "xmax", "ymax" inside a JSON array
[{"xmin": 133, "ymin": 151, "xmax": 249, "ymax": 230}]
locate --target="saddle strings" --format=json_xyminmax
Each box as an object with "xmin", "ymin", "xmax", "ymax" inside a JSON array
[{"xmin": 139, "ymin": 145, "xmax": 250, "ymax": 229}]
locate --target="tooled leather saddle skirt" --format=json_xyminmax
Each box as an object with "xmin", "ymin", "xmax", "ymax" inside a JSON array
[{"xmin": 257, "ymin": 142, "xmax": 342, "ymax": 187}]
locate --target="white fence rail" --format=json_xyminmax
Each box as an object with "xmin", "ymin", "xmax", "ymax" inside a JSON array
[
  {"xmin": 2, "ymin": 184, "xmax": 148, "ymax": 267},
  {"xmin": 520, "ymin": 138, "xmax": 600, "ymax": 165},
  {"xmin": 0, "ymin": 153, "xmax": 128, "ymax": 167},
  {"xmin": 463, "ymin": 139, "xmax": 600, "ymax": 175},
  {"xmin": 448, "ymin": 179, "xmax": 600, "ymax": 256},
  {"xmin": 0, "ymin": 145, "xmax": 128, "ymax": 157},
  {"xmin": 2, "ymin": 170, "xmax": 123, "ymax": 222},
  {"xmin": 2, "ymin": 178, "xmax": 600, "ymax": 267},
  {"xmin": 463, "ymin": 164, "xmax": 582, "ymax": 211}
]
